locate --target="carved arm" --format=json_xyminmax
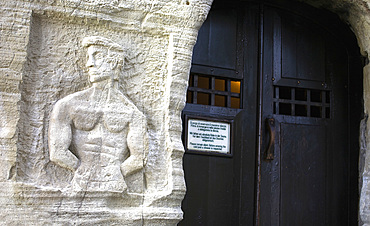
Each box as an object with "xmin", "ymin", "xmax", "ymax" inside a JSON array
[
  {"xmin": 48, "ymin": 101, "xmax": 79, "ymax": 171},
  {"xmin": 121, "ymin": 111, "xmax": 148, "ymax": 177}
]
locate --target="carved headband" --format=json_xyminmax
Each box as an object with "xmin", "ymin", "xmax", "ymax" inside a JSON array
[{"xmin": 82, "ymin": 36, "xmax": 124, "ymax": 54}]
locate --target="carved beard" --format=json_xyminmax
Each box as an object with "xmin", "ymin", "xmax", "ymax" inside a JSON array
[{"xmin": 88, "ymin": 67, "xmax": 112, "ymax": 83}]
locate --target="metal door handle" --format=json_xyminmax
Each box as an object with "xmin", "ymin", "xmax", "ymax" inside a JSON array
[{"xmin": 265, "ymin": 118, "xmax": 275, "ymax": 160}]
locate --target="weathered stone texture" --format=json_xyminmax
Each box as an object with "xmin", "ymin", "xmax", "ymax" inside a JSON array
[
  {"xmin": 0, "ymin": 3, "xmax": 32, "ymax": 184},
  {"xmin": 0, "ymin": 0, "xmax": 211, "ymax": 224}
]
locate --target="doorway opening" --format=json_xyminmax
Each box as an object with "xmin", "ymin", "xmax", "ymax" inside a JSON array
[{"xmin": 180, "ymin": 1, "xmax": 364, "ymax": 225}]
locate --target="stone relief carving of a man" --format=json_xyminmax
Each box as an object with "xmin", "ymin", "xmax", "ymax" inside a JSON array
[{"xmin": 48, "ymin": 36, "xmax": 148, "ymax": 193}]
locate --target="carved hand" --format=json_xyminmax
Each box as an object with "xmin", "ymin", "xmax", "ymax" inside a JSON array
[
  {"xmin": 50, "ymin": 148, "xmax": 79, "ymax": 171},
  {"xmin": 120, "ymin": 156, "xmax": 143, "ymax": 177}
]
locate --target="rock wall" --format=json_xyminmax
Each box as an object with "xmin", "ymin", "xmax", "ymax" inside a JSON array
[{"xmin": 0, "ymin": 0, "xmax": 211, "ymax": 224}]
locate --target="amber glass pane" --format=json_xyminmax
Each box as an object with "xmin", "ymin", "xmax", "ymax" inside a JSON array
[
  {"xmin": 215, "ymin": 95, "xmax": 226, "ymax": 107},
  {"xmin": 231, "ymin": 97, "xmax": 240, "ymax": 108},
  {"xmin": 187, "ymin": 91, "xmax": 193, "ymax": 103},
  {"xmin": 215, "ymin": 79, "xmax": 226, "ymax": 91},
  {"xmin": 198, "ymin": 76, "xmax": 210, "ymax": 89},
  {"xmin": 230, "ymin": 81, "xmax": 241, "ymax": 93},
  {"xmin": 197, "ymin": 92, "xmax": 210, "ymax": 105},
  {"xmin": 188, "ymin": 74, "xmax": 194, "ymax": 87}
]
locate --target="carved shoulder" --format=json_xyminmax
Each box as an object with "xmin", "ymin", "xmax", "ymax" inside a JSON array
[
  {"xmin": 129, "ymin": 108, "xmax": 147, "ymax": 133},
  {"xmin": 50, "ymin": 97, "xmax": 73, "ymax": 124},
  {"xmin": 50, "ymin": 88, "xmax": 93, "ymax": 126},
  {"xmin": 132, "ymin": 108, "xmax": 146, "ymax": 122}
]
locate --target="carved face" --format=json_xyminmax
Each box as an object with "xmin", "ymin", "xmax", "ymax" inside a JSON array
[{"xmin": 86, "ymin": 45, "xmax": 113, "ymax": 83}]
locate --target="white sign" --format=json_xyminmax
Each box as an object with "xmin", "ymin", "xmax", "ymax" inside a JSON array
[{"xmin": 187, "ymin": 119, "xmax": 230, "ymax": 154}]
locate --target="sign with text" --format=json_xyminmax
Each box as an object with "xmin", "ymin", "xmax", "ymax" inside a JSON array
[{"xmin": 187, "ymin": 119, "xmax": 230, "ymax": 154}]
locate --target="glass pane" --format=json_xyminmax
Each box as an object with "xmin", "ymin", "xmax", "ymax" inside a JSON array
[
  {"xmin": 279, "ymin": 87, "xmax": 291, "ymax": 100},
  {"xmin": 279, "ymin": 103, "xmax": 291, "ymax": 115},
  {"xmin": 215, "ymin": 79, "xmax": 226, "ymax": 91},
  {"xmin": 187, "ymin": 91, "xmax": 193, "ymax": 103},
  {"xmin": 215, "ymin": 95, "xmax": 226, "ymax": 107},
  {"xmin": 231, "ymin": 97, "xmax": 240, "ymax": 108},
  {"xmin": 188, "ymin": 74, "xmax": 194, "ymax": 87},
  {"xmin": 230, "ymin": 81, "xmax": 241, "ymax": 93},
  {"xmin": 295, "ymin": 104, "xmax": 307, "ymax": 116},
  {"xmin": 197, "ymin": 92, "xmax": 210, "ymax": 105},
  {"xmin": 295, "ymin": 88, "xmax": 307, "ymax": 101},
  {"xmin": 310, "ymin": 106, "xmax": 321, "ymax": 118},
  {"xmin": 198, "ymin": 76, "xmax": 210, "ymax": 89},
  {"xmin": 311, "ymin": 90, "xmax": 322, "ymax": 102}
]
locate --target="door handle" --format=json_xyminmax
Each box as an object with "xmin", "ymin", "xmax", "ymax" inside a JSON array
[{"xmin": 265, "ymin": 118, "xmax": 275, "ymax": 160}]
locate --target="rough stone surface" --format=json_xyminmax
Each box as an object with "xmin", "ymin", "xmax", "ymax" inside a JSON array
[
  {"xmin": 2, "ymin": 0, "xmax": 370, "ymax": 225},
  {"xmin": 0, "ymin": 0, "xmax": 211, "ymax": 224}
]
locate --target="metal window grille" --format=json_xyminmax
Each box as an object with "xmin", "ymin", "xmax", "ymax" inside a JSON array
[
  {"xmin": 186, "ymin": 73, "xmax": 242, "ymax": 109},
  {"xmin": 273, "ymin": 86, "xmax": 330, "ymax": 118}
]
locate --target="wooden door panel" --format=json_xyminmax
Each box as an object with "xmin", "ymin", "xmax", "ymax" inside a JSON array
[
  {"xmin": 280, "ymin": 123, "xmax": 326, "ymax": 225},
  {"xmin": 180, "ymin": 2, "xmax": 258, "ymax": 225},
  {"xmin": 181, "ymin": 154, "xmax": 234, "ymax": 225},
  {"xmin": 180, "ymin": 105, "xmax": 245, "ymax": 226},
  {"xmin": 261, "ymin": 4, "xmax": 358, "ymax": 225},
  {"xmin": 281, "ymin": 13, "xmax": 325, "ymax": 82},
  {"xmin": 192, "ymin": 8, "xmax": 238, "ymax": 71}
]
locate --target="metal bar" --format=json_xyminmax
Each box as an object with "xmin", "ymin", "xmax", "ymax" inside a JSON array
[
  {"xmin": 322, "ymin": 90, "xmax": 326, "ymax": 118},
  {"xmin": 272, "ymin": 98, "xmax": 324, "ymax": 106},
  {"xmin": 227, "ymin": 79, "xmax": 232, "ymax": 108},
  {"xmin": 193, "ymin": 74, "xmax": 198, "ymax": 104},
  {"xmin": 211, "ymin": 76, "xmax": 215, "ymax": 106},
  {"xmin": 187, "ymin": 87, "xmax": 237, "ymax": 96}
]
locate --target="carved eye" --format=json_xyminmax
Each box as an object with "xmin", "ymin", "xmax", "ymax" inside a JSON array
[{"xmin": 95, "ymin": 52, "xmax": 104, "ymax": 60}]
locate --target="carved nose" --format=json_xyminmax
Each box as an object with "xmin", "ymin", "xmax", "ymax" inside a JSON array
[{"xmin": 86, "ymin": 56, "xmax": 94, "ymax": 68}]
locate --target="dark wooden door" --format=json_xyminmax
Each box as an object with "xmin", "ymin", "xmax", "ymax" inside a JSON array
[
  {"xmin": 180, "ymin": 3, "xmax": 257, "ymax": 225},
  {"xmin": 258, "ymin": 5, "xmax": 362, "ymax": 225},
  {"xmin": 180, "ymin": 1, "xmax": 362, "ymax": 225}
]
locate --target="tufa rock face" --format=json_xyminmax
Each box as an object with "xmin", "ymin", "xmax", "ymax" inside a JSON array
[
  {"xmin": 48, "ymin": 36, "xmax": 148, "ymax": 194},
  {"xmin": 0, "ymin": 0, "xmax": 211, "ymax": 224}
]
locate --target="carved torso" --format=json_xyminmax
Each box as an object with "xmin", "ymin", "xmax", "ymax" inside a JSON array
[{"xmin": 58, "ymin": 87, "xmax": 139, "ymax": 192}]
